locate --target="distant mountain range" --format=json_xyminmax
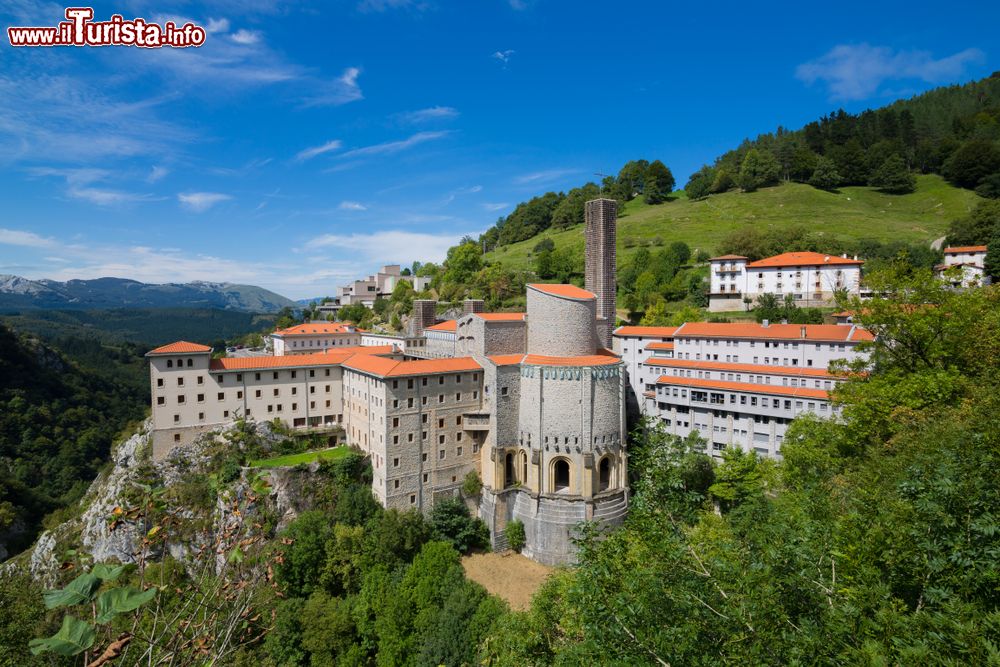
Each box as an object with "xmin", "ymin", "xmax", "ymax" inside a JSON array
[{"xmin": 0, "ymin": 275, "xmax": 297, "ymax": 313}]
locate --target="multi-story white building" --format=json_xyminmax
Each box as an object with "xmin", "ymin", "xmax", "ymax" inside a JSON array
[
  {"xmin": 936, "ymin": 245, "xmax": 990, "ymax": 288},
  {"xmin": 613, "ymin": 321, "xmax": 872, "ymax": 457},
  {"xmin": 272, "ymin": 322, "xmax": 362, "ymax": 355},
  {"xmin": 709, "ymin": 251, "xmax": 864, "ymax": 312}
]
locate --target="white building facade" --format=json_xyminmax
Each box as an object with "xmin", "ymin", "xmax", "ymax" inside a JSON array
[
  {"xmin": 937, "ymin": 245, "xmax": 990, "ymax": 288},
  {"xmin": 272, "ymin": 322, "xmax": 362, "ymax": 356},
  {"xmin": 709, "ymin": 251, "xmax": 864, "ymax": 312}
]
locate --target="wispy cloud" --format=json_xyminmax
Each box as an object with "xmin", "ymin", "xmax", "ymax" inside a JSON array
[
  {"xmin": 295, "ymin": 139, "xmax": 342, "ymax": 161},
  {"xmin": 303, "ymin": 67, "xmax": 364, "ymax": 107},
  {"xmin": 230, "ymin": 29, "xmax": 261, "ymax": 45},
  {"xmin": 30, "ymin": 167, "xmax": 159, "ymax": 206},
  {"xmin": 508, "ymin": 0, "xmax": 530, "ymax": 9},
  {"xmin": 796, "ymin": 44, "xmax": 986, "ymax": 100},
  {"xmin": 339, "ymin": 201, "xmax": 368, "ymax": 211},
  {"xmin": 493, "ymin": 49, "xmax": 515, "ymax": 65},
  {"xmin": 395, "ymin": 106, "xmax": 459, "ymax": 124},
  {"xmin": 178, "ymin": 192, "xmax": 233, "ymax": 212},
  {"xmin": 358, "ymin": 0, "xmax": 431, "ymax": 12},
  {"xmin": 205, "ymin": 18, "xmax": 231, "ymax": 33},
  {"xmin": 339, "ymin": 131, "xmax": 451, "ymax": 158},
  {"xmin": 513, "ymin": 168, "xmax": 580, "ymax": 185},
  {"xmin": 0, "ymin": 228, "xmax": 56, "ymax": 248},
  {"xmin": 304, "ymin": 229, "xmax": 471, "ymax": 264},
  {"xmin": 482, "ymin": 202, "xmax": 509, "ymax": 212},
  {"xmin": 148, "ymin": 166, "xmax": 170, "ymax": 183}
]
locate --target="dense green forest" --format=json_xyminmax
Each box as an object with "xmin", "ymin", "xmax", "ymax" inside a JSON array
[
  {"xmin": 0, "ymin": 325, "xmax": 147, "ymax": 556},
  {"xmin": 0, "ymin": 308, "xmax": 277, "ymax": 347}
]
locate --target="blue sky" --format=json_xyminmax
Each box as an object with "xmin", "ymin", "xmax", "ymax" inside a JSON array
[{"xmin": 1, "ymin": 0, "xmax": 996, "ymax": 299}]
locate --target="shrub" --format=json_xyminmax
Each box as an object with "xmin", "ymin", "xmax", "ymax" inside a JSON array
[
  {"xmin": 505, "ymin": 520, "xmax": 525, "ymax": 552},
  {"xmin": 461, "ymin": 471, "xmax": 483, "ymax": 497},
  {"xmin": 430, "ymin": 498, "xmax": 489, "ymax": 553}
]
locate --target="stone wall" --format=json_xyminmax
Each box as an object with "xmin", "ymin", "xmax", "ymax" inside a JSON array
[{"xmin": 525, "ymin": 289, "xmax": 597, "ymax": 357}]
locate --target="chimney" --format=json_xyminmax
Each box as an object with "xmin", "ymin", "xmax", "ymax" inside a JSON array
[
  {"xmin": 411, "ymin": 299, "xmax": 437, "ymax": 336},
  {"xmin": 800, "ymin": 325, "xmax": 806, "ymax": 339},
  {"xmin": 842, "ymin": 253, "xmax": 848, "ymax": 259},
  {"xmin": 762, "ymin": 319, "xmax": 769, "ymax": 328},
  {"xmin": 463, "ymin": 299, "xmax": 485, "ymax": 315}
]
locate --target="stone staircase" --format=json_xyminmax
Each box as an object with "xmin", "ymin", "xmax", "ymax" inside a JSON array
[{"xmin": 491, "ymin": 530, "xmax": 510, "ymax": 552}]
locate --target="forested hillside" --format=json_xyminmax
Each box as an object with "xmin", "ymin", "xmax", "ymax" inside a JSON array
[{"xmin": 0, "ymin": 325, "xmax": 147, "ymax": 557}]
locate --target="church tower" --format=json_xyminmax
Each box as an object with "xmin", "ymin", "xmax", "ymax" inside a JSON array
[{"xmin": 585, "ymin": 198, "xmax": 617, "ymax": 349}]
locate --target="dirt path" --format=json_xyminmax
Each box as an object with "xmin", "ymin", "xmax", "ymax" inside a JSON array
[{"xmin": 461, "ymin": 551, "xmax": 554, "ymax": 611}]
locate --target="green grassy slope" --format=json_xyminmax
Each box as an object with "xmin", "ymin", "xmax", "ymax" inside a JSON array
[{"xmin": 485, "ymin": 175, "xmax": 982, "ymax": 272}]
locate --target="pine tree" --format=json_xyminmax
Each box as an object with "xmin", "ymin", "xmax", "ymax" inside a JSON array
[{"xmin": 869, "ymin": 155, "xmax": 916, "ymax": 194}]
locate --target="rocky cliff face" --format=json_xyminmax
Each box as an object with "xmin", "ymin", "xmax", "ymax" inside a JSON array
[{"xmin": 8, "ymin": 419, "xmax": 337, "ymax": 585}]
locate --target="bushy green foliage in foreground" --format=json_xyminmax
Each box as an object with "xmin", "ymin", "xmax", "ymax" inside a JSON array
[{"xmin": 481, "ymin": 273, "xmax": 1000, "ymax": 665}]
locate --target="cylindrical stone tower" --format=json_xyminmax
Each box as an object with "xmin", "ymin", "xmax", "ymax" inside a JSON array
[{"xmin": 525, "ymin": 284, "xmax": 597, "ymax": 357}]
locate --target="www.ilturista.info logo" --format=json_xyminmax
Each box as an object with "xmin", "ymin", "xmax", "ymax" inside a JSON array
[{"xmin": 7, "ymin": 7, "xmax": 206, "ymax": 48}]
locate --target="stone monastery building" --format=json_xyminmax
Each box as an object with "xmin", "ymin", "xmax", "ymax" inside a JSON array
[{"xmin": 148, "ymin": 199, "xmax": 627, "ymax": 565}]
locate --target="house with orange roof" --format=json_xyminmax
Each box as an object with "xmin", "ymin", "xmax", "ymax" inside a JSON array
[
  {"xmin": 936, "ymin": 245, "xmax": 990, "ymax": 288},
  {"xmin": 709, "ymin": 250, "xmax": 863, "ymax": 312},
  {"xmin": 271, "ymin": 321, "xmax": 362, "ymax": 356}
]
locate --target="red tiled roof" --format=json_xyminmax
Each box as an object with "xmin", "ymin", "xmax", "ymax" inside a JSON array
[
  {"xmin": 488, "ymin": 354, "xmax": 526, "ymax": 366},
  {"xmin": 655, "ymin": 375, "xmax": 831, "ymax": 400},
  {"xmin": 486, "ymin": 353, "xmax": 621, "ymax": 367},
  {"xmin": 147, "ymin": 341, "xmax": 212, "ymax": 355},
  {"xmin": 474, "ymin": 312, "xmax": 526, "ymax": 321},
  {"xmin": 944, "ymin": 245, "xmax": 987, "ymax": 253},
  {"xmin": 209, "ymin": 346, "xmax": 396, "ymax": 371},
  {"xmin": 614, "ymin": 326, "xmax": 679, "ymax": 338},
  {"xmin": 343, "ymin": 355, "xmax": 482, "ymax": 378},
  {"xmin": 646, "ymin": 358, "xmax": 847, "ymax": 379},
  {"xmin": 426, "ymin": 320, "xmax": 457, "ymax": 332},
  {"xmin": 746, "ymin": 252, "xmax": 863, "ymax": 268},
  {"xmin": 675, "ymin": 322, "xmax": 874, "ymax": 342},
  {"xmin": 273, "ymin": 323, "xmax": 356, "ymax": 336},
  {"xmin": 644, "ymin": 342, "xmax": 675, "ymax": 351},
  {"xmin": 709, "ymin": 254, "xmax": 748, "ymax": 261},
  {"xmin": 524, "ymin": 354, "xmax": 621, "ymax": 367},
  {"xmin": 527, "ymin": 283, "xmax": 596, "ymax": 300}
]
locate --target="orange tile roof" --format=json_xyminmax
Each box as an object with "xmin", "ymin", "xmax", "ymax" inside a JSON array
[
  {"xmin": 943, "ymin": 245, "xmax": 987, "ymax": 253},
  {"xmin": 343, "ymin": 355, "xmax": 482, "ymax": 378},
  {"xmin": 644, "ymin": 342, "xmax": 675, "ymax": 351},
  {"xmin": 709, "ymin": 254, "xmax": 748, "ymax": 261},
  {"xmin": 655, "ymin": 375, "xmax": 831, "ymax": 400},
  {"xmin": 675, "ymin": 322, "xmax": 874, "ymax": 342},
  {"xmin": 746, "ymin": 251, "xmax": 863, "ymax": 268},
  {"xmin": 273, "ymin": 323, "xmax": 356, "ymax": 336},
  {"xmin": 147, "ymin": 341, "xmax": 212, "ymax": 355},
  {"xmin": 209, "ymin": 346, "xmax": 396, "ymax": 371},
  {"xmin": 646, "ymin": 358, "xmax": 845, "ymax": 378},
  {"xmin": 614, "ymin": 326, "xmax": 679, "ymax": 338},
  {"xmin": 426, "ymin": 320, "xmax": 457, "ymax": 332},
  {"xmin": 527, "ymin": 283, "xmax": 596, "ymax": 300},
  {"xmin": 524, "ymin": 354, "xmax": 621, "ymax": 367},
  {"xmin": 474, "ymin": 312, "xmax": 526, "ymax": 321},
  {"xmin": 486, "ymin": 353, "xmax": 622, "ymax": 367},
  {"xmin": 488, "ymin": 354, "xmax": 526, "ymax": 366}
]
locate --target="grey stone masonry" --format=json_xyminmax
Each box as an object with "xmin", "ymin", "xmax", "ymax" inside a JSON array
[
  {"xmin": 463, "ymin": 299, "xmax": 485, "ymax": 315},
  {"xmin": 585, "ymin": 198, "xmax": 617, "ymax": 349},
  {"xmin": 411, "ymin": 299, "xmax": 437, "ymax": 336}
]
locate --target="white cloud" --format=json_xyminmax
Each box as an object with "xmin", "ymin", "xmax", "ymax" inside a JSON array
[
  {"xmin": 396, "ymin": 106, "xmax": 459, "ymax": 124},
  {"xmin": 230, "ymin": 29, "xmax": 261, "ymax": 45},
  {"xmin": 205, "ymin": 18, "xmax": 231, "ymax": 33},
  {"xmin": 358, "ymin": 0, "xmax": 430, "ymax": 12},
  {"xmin": 508, "ymin": 0, "xmax": 528, "ymax": 9},
  {"xmin": 295, "ymin": 139, "xmax": 342, "ymax": 161},
  {"xmin": 493, "ymin": 49, "xmax": 515, "ymax": 65},
  {"xmin": 339, "ymin": 201, "xmax": 368, "ymax": 211},
  {"xmin": 178, "ymin": 192, "xmax": 233, "ymax": 212},
  {"xmin": 466, "ymin": 185, "xmax": 483, "ymax": 193},
  {"xmin": 796, "ymin": 44, "xmax": 985, "ymax": 100},
  {"xmin": 0, "ymin": 228, "xmax": 55, "ymax": 248},
  {"xmin": 513, "ymin": 168, "xmax": 580, "ymax": 185},
  {"xmin": 339, "ymin": 131, "xmax": 451, "ymax": 159},
  {"xmin": 29, "ymin": 167, "xmax": 158, "ymax": 206},
  {"xmin": 303, "ymin": 67, "xmax": 364, "ymax": 107},
  {"xmin": 148, "ymin": 166, "xmax": 169, "ymax": 183},
  {"xmin": 482, "ymin": 202, "xmax": 509, "ymax": 212},
  {"xmin": 304, "ymin": 230, "xmax": 470, "ymax": 264}
]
